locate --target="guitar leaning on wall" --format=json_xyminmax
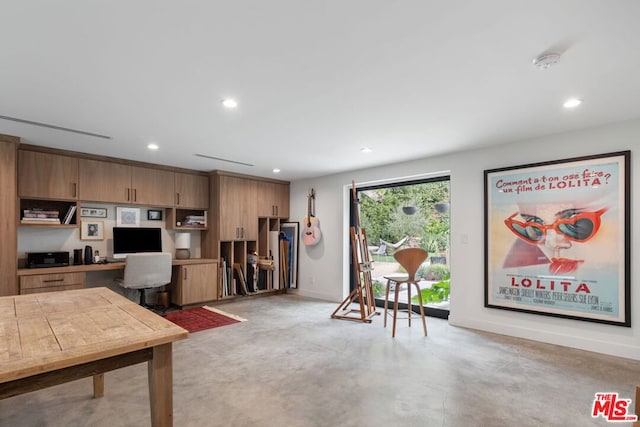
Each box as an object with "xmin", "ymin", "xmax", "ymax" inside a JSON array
[{"xmin": 302, "ymin": 188, "xmax": 322, "ymax": 246}]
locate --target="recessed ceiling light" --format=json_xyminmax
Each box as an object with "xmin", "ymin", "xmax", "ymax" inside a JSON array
[
  {"xmin": 222, "ymin": 98, "xmax": 238, "ymax": 109},
  {"xmin": 147, "ymin": 143, "xmax": 159, "ymax": 150},
  {"xmin": 361, "ymin": 147, "xmax": 372, "ymax": 153},
  {"xmin": 272, "ymin": 168, "xmax": 281, "ymax": 173},
  {"xmin": 563, "ymin": 98, "xmax": 582, "ymax": 109}
]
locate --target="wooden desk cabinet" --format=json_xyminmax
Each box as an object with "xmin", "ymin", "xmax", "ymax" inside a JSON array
[
  {"xmin": 170, "ymin": 261, "xmax": 218, "ymax": 306},
  {"xmin": 18, "ymin": 259, "xmax": 218, "ymax": 305},
  {"xmin": 19, "ymin": 272, "xmax": 85, "ymax": 295}
]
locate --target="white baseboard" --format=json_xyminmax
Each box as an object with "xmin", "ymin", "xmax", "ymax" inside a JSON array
[{"xmin": 449, "ymin": 315, "xmax": 640, "ymax": 361}]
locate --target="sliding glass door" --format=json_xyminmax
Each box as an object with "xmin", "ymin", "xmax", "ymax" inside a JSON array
[{"xmin": 350, "ymin": 177, "xmax": 450, "ymax": 319}]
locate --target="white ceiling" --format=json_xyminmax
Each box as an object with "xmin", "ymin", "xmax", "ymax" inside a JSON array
[{"xmin": 2, "ymin": 1, "xmax": 640, "ymax": 181}]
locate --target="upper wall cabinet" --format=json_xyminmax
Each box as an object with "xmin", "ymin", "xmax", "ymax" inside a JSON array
[
  {"xmin": 257, "ymin": 181, "xmax": 289, "ymax": 218},
  {"xmin": 175, "ymin": 172, "xmax": 209, "ymax": 209},
  {"xmin": 18, "ymin": 150, "xmax": 78, "ymax": 200},
  {"xmin": 215, "ymin": 174, "xmax": 258, "ymax": 241},
  {"xmin": 131, "ymin": 166, "xmax": 175, "ymax": 206},
  {"xmin": 78, "ymin": 159, "xmax": 132, "ymax": 204},
  {"xmin": 78, "ymin": 159, "xmax": 175, "ymax": 206}
]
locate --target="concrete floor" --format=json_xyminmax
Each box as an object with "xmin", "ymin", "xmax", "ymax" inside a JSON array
[{"xmin": 1, "ymin": 294, "xmax": 639, "ymax": 427}]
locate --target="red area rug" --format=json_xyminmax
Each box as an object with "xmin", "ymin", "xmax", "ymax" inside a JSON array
[{"xmin": 165, "ymin": 307, "xmax": 241, "ymax": 333}]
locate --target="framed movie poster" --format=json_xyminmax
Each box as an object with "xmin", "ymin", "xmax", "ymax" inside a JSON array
[{"xmin": 484, "ymin": 151, "xmax": 630, "ymax": 326}]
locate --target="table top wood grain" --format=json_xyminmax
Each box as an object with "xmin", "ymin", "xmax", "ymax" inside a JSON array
[{"xmin": 0, "ymin": 287, "xmax": 188, "ymax": 383}]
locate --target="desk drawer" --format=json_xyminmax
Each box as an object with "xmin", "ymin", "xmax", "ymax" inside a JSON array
[
  {"xmin": 20, "ymin": 283, "xmax": 85, "ymax": 295},
  {"xmin": 20, "ymin": 272, "xmax": 86, "ymax": 293}
]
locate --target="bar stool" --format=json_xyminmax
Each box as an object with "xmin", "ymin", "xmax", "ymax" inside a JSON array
[{"xmin": 384, "ymin": 247, "xmax": 428, "ymax": 338}]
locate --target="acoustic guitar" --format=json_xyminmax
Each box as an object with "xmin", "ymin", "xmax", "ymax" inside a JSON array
[{"xmin": 302, "ymin": 188, "xmax": 322, "ymax": 246}]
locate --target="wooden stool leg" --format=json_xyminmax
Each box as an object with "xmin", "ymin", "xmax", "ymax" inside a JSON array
[
  {"xmin": 93, "ymin": 373, "xmax": 104, "ymax": 398},
  {"xmin": 384, "ymin": 279, "xmax": 392, "ymax": 328},
  {"xmin": 412, "ymin": 282, "xmax": 428, "ymax": 336},
  {"xmin": 392, "ymin": 280, "xmax": 401, "ymax": 338}
]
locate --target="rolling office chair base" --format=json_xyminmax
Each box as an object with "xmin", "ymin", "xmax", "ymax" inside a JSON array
[{"xmin": 137, "ymin": 288, "xmax": 169, "ymax": 316}]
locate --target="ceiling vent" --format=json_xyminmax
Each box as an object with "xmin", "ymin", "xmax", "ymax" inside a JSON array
[
  {"xmin": 0, "ymin": 115, "xmax": 111, "ymax": 139},
  {"xmin": 194, "ymin": 153, "xmax": 253, "ymax": 167}
]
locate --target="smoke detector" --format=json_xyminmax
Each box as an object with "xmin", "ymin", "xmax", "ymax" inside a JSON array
[{"xmin": 533, "ymin": 52, "xmax": 561, "ymax": 70}]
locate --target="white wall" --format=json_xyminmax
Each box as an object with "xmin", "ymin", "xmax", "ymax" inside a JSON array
[{"xmin": 290, "ymin": 118, "xmax": 640, "ymax": 360}]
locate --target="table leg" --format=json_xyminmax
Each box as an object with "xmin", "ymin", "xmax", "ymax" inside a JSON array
[
  {"xmin": 148, "ymin": 343, "xmax": 173, "ymax": 427},
  {"xmin": 93, "ymin": 374, "xmax": 104, "ymax": 398}
]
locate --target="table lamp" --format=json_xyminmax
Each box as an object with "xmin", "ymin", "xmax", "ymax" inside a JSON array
[{"xmin": 174, "ymin": 232, "xmax": 191, "ymax": 259}]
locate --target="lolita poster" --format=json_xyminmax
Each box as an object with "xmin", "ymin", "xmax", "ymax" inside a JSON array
[{"xmin": 484, "ymin": 151, "xmax": 630, "ymax": 326}]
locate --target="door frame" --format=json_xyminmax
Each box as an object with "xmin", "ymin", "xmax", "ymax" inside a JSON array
[{"xmin": 349, "ymin": 175, "xmax": 451, "ymax": 319}]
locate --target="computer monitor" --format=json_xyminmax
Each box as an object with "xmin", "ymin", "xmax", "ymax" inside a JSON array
[{"xmin": 112, "ymin": 227, "xmax": 163, "ymax": 258}]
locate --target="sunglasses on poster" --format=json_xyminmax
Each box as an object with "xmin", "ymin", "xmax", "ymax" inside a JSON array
[{"xmin": 504, "ymin": 208, "xmax": 607, "ymax": 244}]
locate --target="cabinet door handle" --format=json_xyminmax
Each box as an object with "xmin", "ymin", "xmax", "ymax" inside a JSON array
[
  {"xmin": 134, "ymin": 188, "xmax": 137, "ymax": 202},
  {"xmin": 184, "ymin": 269, "xmax": 187, "ymax": 280},
  {"xmin": 44, "ymin": 279, "xmax": 64, "ymax": 283},
  {"xmin": 127, "ymin": 188, "xmax": 131, "ymax": 201},
  {"xmin": 176, "ymin": 193, "xmax": 180, "ymax": 205},
  {"xmin": 72, "ymin": 183, "xmax": 77, "ymax": 198}
]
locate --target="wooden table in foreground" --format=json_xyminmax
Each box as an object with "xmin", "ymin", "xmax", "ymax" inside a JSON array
[{"xmin": 0, "ymin": 287, "xmax": 188, "ymax": 426}]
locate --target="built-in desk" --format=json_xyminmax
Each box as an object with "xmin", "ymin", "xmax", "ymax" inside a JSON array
[{"xmin": 17, "ymin": 258, "xmax": 219, "ymax": 306}]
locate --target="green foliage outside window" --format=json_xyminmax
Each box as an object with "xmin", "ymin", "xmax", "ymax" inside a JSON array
[
  {"xmin": 359, "ymin": 181, "xmax": 450, "ymax": 252},
  {"xmin": 413, "ymin": 274, "xmax": 451, "ymax": 304}
]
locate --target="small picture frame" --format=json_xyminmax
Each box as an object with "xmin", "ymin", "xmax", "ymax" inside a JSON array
[
  {"xmin": 81, "ymin": 220, "xmax": 104, "ymax": 240},
  {"xmin": 80, "ymin": 207, "xmax": 107, "ymax": 218},
  {"xmin": 147, "ymin": 209, "xmax": 163, "ymax": 221},
  {"xmin": 116, "ymin": 207, "xmax": 141, "ymax": 227}
]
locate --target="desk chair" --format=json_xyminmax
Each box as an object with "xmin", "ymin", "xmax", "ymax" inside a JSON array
[
  {"xmin": 116, "ymin": 252, "xmax": 172, "ymax": 310},
  {"xmin": 383, "ymin": 247, "xmax": 428, "ymax": 338}
]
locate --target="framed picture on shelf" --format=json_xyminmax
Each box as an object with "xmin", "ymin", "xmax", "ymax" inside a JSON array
[
  {"xmin": 80, "ymin": 207, "xmax": 107, "ymax": 218},
  {"xmin": 81, "ymin": 220, "xmax": 104, "ymax": 240},
  {"xmin": 484, "ymin": 151, "xmax": 630, "ymax": 326},
  {"xmin": 116, "ymin": 207, "xmax": 140, "ymax": 227},
  {"xmin": 147, "ymin": 209, "xmax": 163, "ymax": 221},
  {"xmin": 280, "ymin": 222, "xmax": 299, "ymax": 289}
]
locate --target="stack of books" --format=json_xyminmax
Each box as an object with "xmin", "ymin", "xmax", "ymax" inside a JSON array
[
  {"xmin": 183, "ymin": 214, "xmax": 206, "ymax": 227},
  {"xmin": 21, "ymin": 209, "xmax": 61, "ymax": 224}
]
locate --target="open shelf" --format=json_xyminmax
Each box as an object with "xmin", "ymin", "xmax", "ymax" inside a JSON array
[
  {"xmin": 167, "ymin": 208, "xmax": 208, "ymax": 230},
  {"xmin": 19, "ymin": 199, "xmax": 77, "ymax": 227}
]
